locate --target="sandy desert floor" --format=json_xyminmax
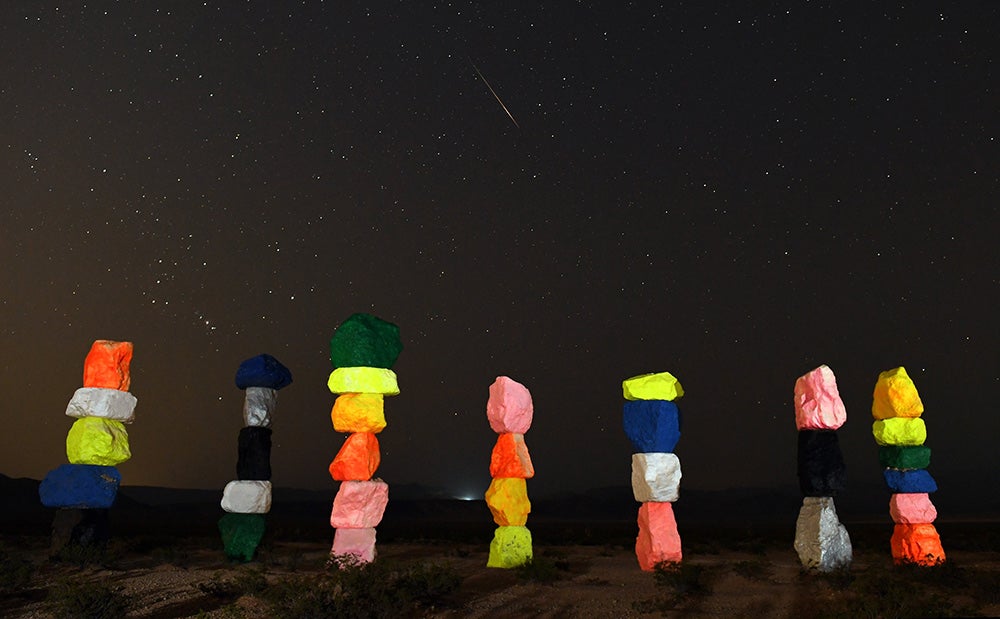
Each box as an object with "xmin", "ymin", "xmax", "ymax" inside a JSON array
[{"xmin": 3, "ymin": 527, "xmax": 1000, "ymax": 619}]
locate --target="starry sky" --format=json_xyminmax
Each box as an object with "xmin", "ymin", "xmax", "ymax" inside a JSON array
[{"xmin": 2, "ymin": 2, "xmax": 996, "ymax": 505}]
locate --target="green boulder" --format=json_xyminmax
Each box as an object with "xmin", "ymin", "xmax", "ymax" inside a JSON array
[
  {"xmin": 879, "ymin": 445, "xmax": 931, "ymax": 470},
  {"xmin": 218, "ymin": 513, "xmax": 266, "ymax": 562},
  {"xmin": 329, "ymin": 313, "xmax": 402, "ymax": 369}
]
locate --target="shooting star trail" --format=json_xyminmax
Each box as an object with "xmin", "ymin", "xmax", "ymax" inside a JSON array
[{"xmin": 469, "ymin": 58, "xmax": 520, "ymax": 129}]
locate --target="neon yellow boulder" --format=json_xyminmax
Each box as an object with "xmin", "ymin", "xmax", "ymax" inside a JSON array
[{"xmin": 66, "ymin": 417, "xmax": 131, "ymax": 465}]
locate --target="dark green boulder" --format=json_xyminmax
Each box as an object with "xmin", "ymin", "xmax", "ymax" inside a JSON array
[
  {"xmin": 218, "ymin": 513, "xmax": 266, "ymax": 562},
  {"xmin": 878, "ymin": 445, "xmax": 931, "ymax": 470},
  {"xmin": 329, "ymin": 313, "xmax": 402, "ymax": 369}
]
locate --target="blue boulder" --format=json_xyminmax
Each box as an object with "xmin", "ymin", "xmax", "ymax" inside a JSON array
[
  {"xmin": 883, "ymin": 468, "xmax": 937, "ymax": 494},
  {"xmin": 39, "ymin": 464, "xmax": 120, "ymax": 508},
  {"xmin": 623, "ymin": 400, "xmax": 681, "ymax": 453},
  {"xmin": 235, "ymin": 354, "xmax": 293, "ymax": 390}
]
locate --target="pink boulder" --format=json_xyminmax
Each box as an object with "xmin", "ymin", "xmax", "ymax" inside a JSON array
[
  {"xmin": 330, "ymin": 480, "xmax": 388, "ymax": 528},
  {"xmin": 331, "ymin": 527, "xmax": 377, "ymax": 564},
  {"xmin": 889, "ymin": 493, "xmax": 938, "ymax": 524},
  {"xmin": 635, "ymin": 502, "xmax": 682, "ymax": 571},
  {"xmin": 487, "ymin": 376, "xmax": 533, "ymax": 434},
  {"xmin": 794, "ymin": 365, "xmax": 847, "ymax": 430}
]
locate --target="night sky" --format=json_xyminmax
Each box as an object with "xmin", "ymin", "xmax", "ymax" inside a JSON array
[{"xmin": 2, "ymin": 3, "xmax": 996, "ymax": 505}]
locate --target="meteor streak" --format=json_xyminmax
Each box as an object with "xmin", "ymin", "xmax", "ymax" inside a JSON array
[{"xmin": 469, "ymin": 58, "xmax": 519, "ymax": 129}]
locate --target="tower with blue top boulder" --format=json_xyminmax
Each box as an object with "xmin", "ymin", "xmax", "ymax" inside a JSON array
[{"xmin": 218, "ymin": 353, "xmax": 292, "ymax": 562}]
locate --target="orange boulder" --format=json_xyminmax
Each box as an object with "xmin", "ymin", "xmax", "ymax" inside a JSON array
[
  {"xmin": 330, "ymin": 393, "xmax": 386, "ymax": 433},
  {"xmin": 636, "ymin": 502, "xmax": 682, "ymax": 570},
  {"xmin": 489, "ymin": 433, "xmax": 534, "ymax": 479},
  {"xmin": 83, "ymin": 340, "xmax": 133, "ymax": 391},
  {"xmin": 329, "ymin": 433, "xmax": 381, "ymax": 481},
  {"xmin": 890, "ymin": 523, "xmax": 946, "ymax": 566}
]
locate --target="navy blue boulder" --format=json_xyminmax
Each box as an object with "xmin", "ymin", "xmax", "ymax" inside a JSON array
[
  {"xmin": 623, "ymin": 400, "xmax": 681, "ymax": 453},
  {"xmin": 235, "ymin": 354, "xmax": 293, "ymax": 390},
  {"xmin": 883, "ymin": 468, "xmax": 937, "ymax": 494},
  {"xmin": 39, "ymin": 464, "xmax": 121, "ymax": 509}
]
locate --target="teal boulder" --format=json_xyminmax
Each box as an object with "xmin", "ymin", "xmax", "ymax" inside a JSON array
[{"xmin": 218, "ymin": 513, "xmax": 266, "ymax": 562}]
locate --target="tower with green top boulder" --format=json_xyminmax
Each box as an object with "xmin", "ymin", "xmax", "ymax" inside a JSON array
[{"xmin": 326, "ymin": 313, "xmax": 402, "ymax": 565}]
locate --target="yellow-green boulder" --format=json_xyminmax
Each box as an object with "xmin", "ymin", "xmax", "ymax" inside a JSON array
[
  {"xmin": 872, "ymin": 367, "xmax": 923, "ymax": 419},
  {"xmin": 487, "ymin": 525, "xmax": 533, "ymax": 568},
  {"xmin": 66, "ymin": 417, "xmax": 131, "ymax": 465},
  {"xmin": 327, "ymin": 367, "xmax": 399, "ymax": 395},
  {"xmin": 623, "ymin": 372, "xmax": 684, "ymax": 401},
  {"xmin": 485, "ymin": 477, "xmax": 530, "ymax": 526},
  {"xmin": 873, "ymin": 418, "xmax": 927, "ymax": 446}
]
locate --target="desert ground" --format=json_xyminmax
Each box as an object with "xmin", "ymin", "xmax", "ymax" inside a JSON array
[{"xmin": 2, "ymin": 516, "xmax": 999, "ymax": 619}]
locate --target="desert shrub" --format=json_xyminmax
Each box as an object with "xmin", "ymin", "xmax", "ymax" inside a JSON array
[
  {"xmin": 48, "ymin": 578, "xmax": 129, "ymax": 619},
  {"xmin": 731, "ymin": 558, "xmax": 773, "ymax": 582},
  {"xmin": 197, "ymin": 566, "xmax": 269, "ymax": 599},
  {"xmin": 653, "ymin": 561, "xmax": 714, "ymax": 598},
  {"xmin": 0, "ymin": 546, "xmax": 34, "ymax": 593},
  {"xmin": 515, "ymin": 557, "xmax": 563, "ymax": 583},
  {"xmin": 265, "ymin": 558, "xmax": 460, "ymax": 619},
  {"xmin": 53, "ymin": 541, "xmax": 111, "ymax": 568}
]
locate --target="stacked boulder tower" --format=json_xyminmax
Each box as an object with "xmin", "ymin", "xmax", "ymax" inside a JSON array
[
  {"xmin": 871, "ymin": 366, "xmax": 945, "ymax": 566},
  {"xmin": 622, "ymin": 371, "xmax": 684, "ymax": 571},
  {"xmin": 218, "ymin": 354, "xmax": 292, "ymax": 562},
  {"xmin": 39, "ymin": 340, "xmax": 136, "ymax": 554},
  {"xmin": 326, "ymin": 313, "xmax": 402, "ymax": 565},
  {"xmin": 792, "ymin": 365, "xmax": 853, "ymax": 572},
  {"xmin": 484, "ymin": 376, "xmax": 535, "ymax": 569}
]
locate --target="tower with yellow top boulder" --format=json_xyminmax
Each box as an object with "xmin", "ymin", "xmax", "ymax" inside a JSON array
[
  {"xmin": 871, "ymin": 367, "xmax": 945, "ymax": 566},
  {"xmin": 326, "ymin": 313, "xmax": 402, "ymax": 565},
  {"xmin": 622, "ymin": 371, "xmax": 684, "ymax": 570}
]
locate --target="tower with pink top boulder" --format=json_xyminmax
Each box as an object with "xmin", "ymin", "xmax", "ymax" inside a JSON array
[
  {"xmin": 792, "ymin": 365, "xmax": 852, "ymax": 571},
  {"xmin": 485, "ymin": 376, "xmax": 534, "ymax": 568},
  {"xmin": 622, "ymin": 371, "xmax": 684, "ymax": 570},
  {"xmin": 326, "ymin": 313, "xmax": 402, "ymax": 565}
]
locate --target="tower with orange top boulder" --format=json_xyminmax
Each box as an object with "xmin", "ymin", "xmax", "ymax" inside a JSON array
[
  {"xmin": 872, "ymin": 367, "xmax": 945, "ymax": 566},
  {"xmin": 326, "ymin": 313, "xmax": 402, "ymax": 565},
  {"xmin": 218, "ymin": 353, "xmax": 292, "ymax": 562},
  {"xmin": 622, "ymin": 371, "xmax": 684, "ymax": 570},
  {"xmin": 792, "ymin": 365, "xmax": 852, "ymax": 572},
  {"xmin": 39, "ymin": 340, "xmax": 136, "ymax": 554},
  {"xmin": 484, "ymin": 376, "xmax": 535, "ymax": 568}
]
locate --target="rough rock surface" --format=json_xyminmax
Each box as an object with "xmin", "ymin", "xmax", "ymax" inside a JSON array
[
  {"xmin": 891, "ymin": 523, "xmax": 945, "ymax": 566},
  {"xmin": 487, "ymin": 525, "xmax": 533, "ymax": 568},
  {"xmin": 237, "ymin": 426, "xmax": 272, "ymax": 480},
  {"xmin": 883, "ymin": 469, "xmax": 937, "ymax": 494},
  {"xmin": 631, "ymin": 453, "xmax": 681, "ymax": 503},
  {"xmin": 486, "ymin": 376, "xmax": 534, "ymax": 434},
  {"xmin": 329, "ymin": 313, "xmax": 403, "ymax": 369},
  {"xmin": 485, "ymin": 477, "xmax": 531, "ymax": 526},
  {"xmin": 82, "ymin": 340, "xmax": 133, "ymax": 391},
  {"xmin": 878, "ymin": 445, "xmax": 931, "ymax": 470},
  {"xmin": 51, "ymin": 508, "xmax": 110, "ymax": 555},
  {"xmin": 331, "ymin": 527, "xmax": 377, "ymax": 564},
  {"xmin": 489, "ymin": 433, "xmax": 534, "ymax": 479},
  {"xmin": 872, "ymin": 366, "xmax": 924, "ymax": 419},
  {"xmin": 242, "ymin": 387, "xmax": 277, "ymax": 427},
  {"xmin": 330, "ymin": 480, "xmax": 389, "ymax": 528},
  {"xmin": 793, "ymin": 497, "xmax": 853, "ymax": 572},
  {"xmin": 221, "ymin": 480, "xmax": 272, "ymax": 514},
  {"xmin": 235, "ymin": 354, "xmax": 293, "ymax": 390},
  {"xmin": 622, "ymin": 372, "xmax": 684, "ymax": 401},
  {"xmin": 66, "ymin": 417, "xmax": 131, "ymax": 465},
  {"xmin": 327, "ymin": 367, "xmax": 399, "ymax": 395},
  {"xmin": 797, "ymin": 430, "xmax": 847, "ymax": 496},
  {"xmin": 872, "ymin": 418, "xmax": 927, "ymax": 446},
  {"xmin": 793, "ymin": 365, "xmax": 847, "ymax": 430},
  {"xmin": 890, "ymin": 493, "xmax": 938, "ymax": 524},
  {"xmin": 330, "ymin": 393, "xmax": 386, "ymax": 433},
  {"xmin": 39, "ymin": 464, "xmax": 121, "ymax": 509},
  {"xmin": 622, "ymin": 400, "xmax": 681, "ymax": 453},
  {"xmin": 635, "ymin": 502, "xmax": 682, "ymax": 570},
  {"xmin": 65, "ymin": 387, "xmax": 137, "ymax": 423},
  {"xmin": 218, "ymin": 513, "xmax": 266, "ymax": 562},
  {"xmin": 329, "ymin": 432, "xmax": 381, "ymax": 481}
]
